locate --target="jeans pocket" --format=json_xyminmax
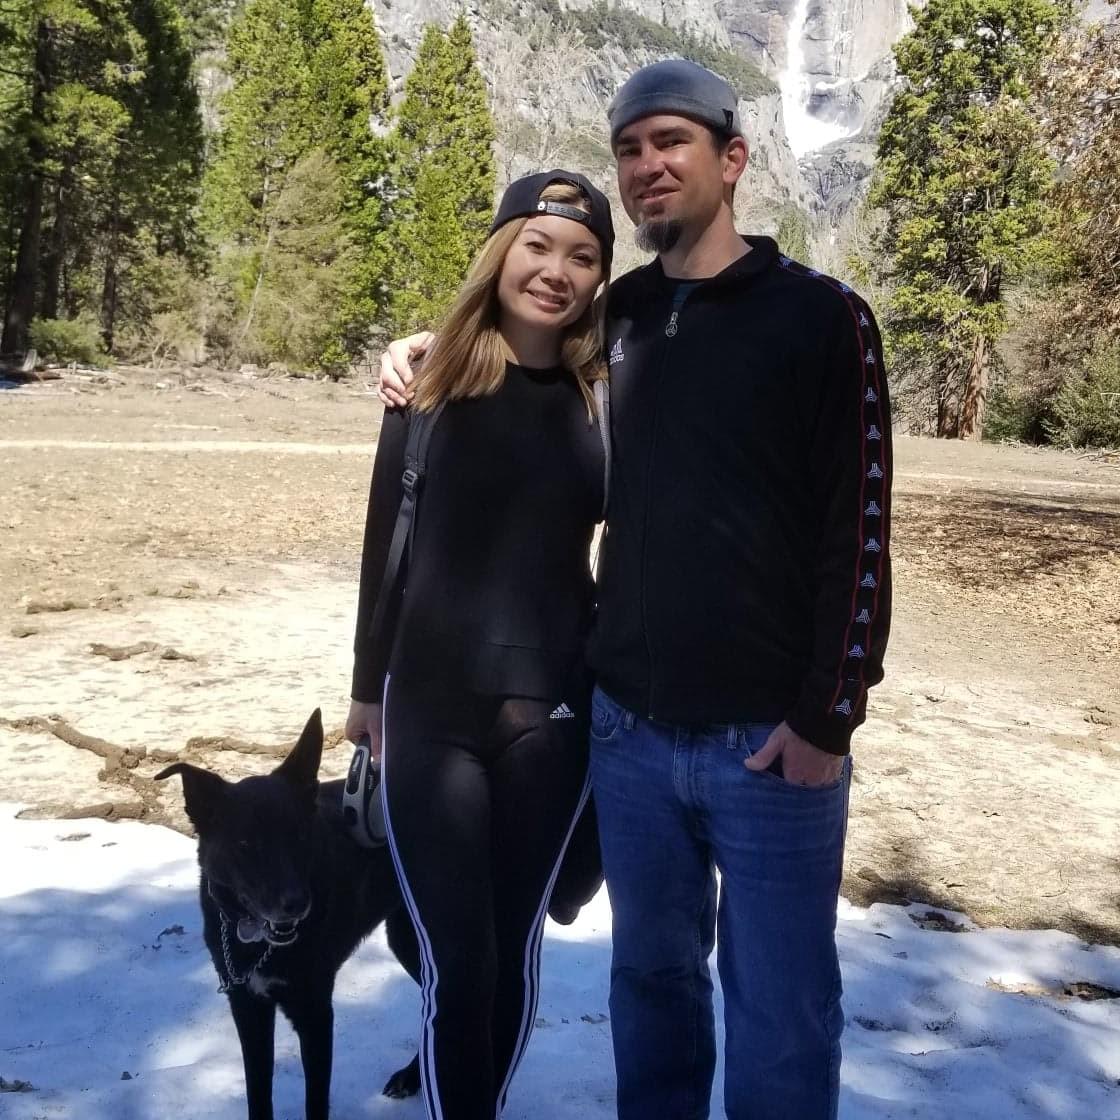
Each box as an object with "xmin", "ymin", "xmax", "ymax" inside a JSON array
[
  {"xmin": 737, "ymin": 725, "xmax": 849, "ymax": 794},
  {"xmin": 590, "ymin": 690, "xmax": 625, "ymax": 743}
]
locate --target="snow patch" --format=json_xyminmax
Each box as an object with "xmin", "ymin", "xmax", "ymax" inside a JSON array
[{"xmin": 1, "ymin": 804, "xmax": 1118, "ymax": 1118}]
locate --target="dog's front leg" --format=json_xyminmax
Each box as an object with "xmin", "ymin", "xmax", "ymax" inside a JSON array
[
  {"xmin": 228, "ymin": 990, "xmax": 277, "ymax": 1120},
  {"xmin": 287, "ymin": 996, "xmax": 334, "ymax": 1120}
]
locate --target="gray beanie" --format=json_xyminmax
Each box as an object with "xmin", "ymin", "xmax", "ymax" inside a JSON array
[{"xmin": 608, "ymin": 59, "xmax": 743, "ymax": 145}]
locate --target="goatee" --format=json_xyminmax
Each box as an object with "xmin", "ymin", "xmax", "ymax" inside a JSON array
[{"xmin": 635, "ymin": 218, "xmax": 684, "ymax": 254}]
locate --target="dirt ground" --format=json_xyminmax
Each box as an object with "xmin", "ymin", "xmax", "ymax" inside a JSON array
[{"xmin": 2, "ymin": 366, "xmax": 1118, "ymax": 945}]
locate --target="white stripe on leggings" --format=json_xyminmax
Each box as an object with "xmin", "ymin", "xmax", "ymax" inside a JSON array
[
  {"xmin": 381, "ymin": 675, "xmax": 444, "ymax": 1120},
  {"xmin": 494, "ymin": 773, "xmax": 592, "ymax": 1118}
]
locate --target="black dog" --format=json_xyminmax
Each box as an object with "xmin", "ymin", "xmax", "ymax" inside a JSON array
[
  {"xmin": 158, "ymin": 709, "xmax": 604, "ymax": 1120},
  {"xmin": 158, "ymin": 710, "xmax": 423, "ymax": 1120}
]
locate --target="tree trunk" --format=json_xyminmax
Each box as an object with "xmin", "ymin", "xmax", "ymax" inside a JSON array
[
  {"xmin": 234, "ymin": 224, "xmax": 275, "ymax": 357},
  {"xmin": 100, "ymin": 197, "xmax": 121, "ymax": 353},
  {"xmin": 2, "ymin": 180, "xmax": 19, "ymax": 329},
  {"xmin": 3, "ymin": 176, "xmax": 44, "ymax": 354},
  {"xmin": 957, "ymin": 262, "xmax": 1001, "ymax": 441},
  {"xmin": 40, "ymin": 169, "xmax": 71, "ymax": 321},
  {"xmin": 937, "ymin": 380, "xmax": 960, "ymax": 438},
  {"xmin": 958, "ymin": 333, "xmax": 989, "ymax": 441},
  {"xmin": 1, "ymin": 19, "xmax": 51, "ymax": 355},
  {"xmin": 233, "ymin": 168, "xmax": 274, "ymax": 358}
]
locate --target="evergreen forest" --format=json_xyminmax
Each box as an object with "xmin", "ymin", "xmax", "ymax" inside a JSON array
[{"xmin": 0, "ymin": 0, "xmax": 1117, "ymax": 446}]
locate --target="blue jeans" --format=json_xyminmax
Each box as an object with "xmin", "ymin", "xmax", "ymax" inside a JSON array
[{"xmin": 588, "ymin": 687, "xmax": 851, "ymax": 1120}]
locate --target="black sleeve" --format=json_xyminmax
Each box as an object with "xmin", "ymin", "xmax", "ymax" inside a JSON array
[
  {"xmin": 351, "ymin": 406, "xmax": 410, "ymax": 703},
  {"xmin": 785, "ymin": 294, "xmax": 892, "ymax": 755}
]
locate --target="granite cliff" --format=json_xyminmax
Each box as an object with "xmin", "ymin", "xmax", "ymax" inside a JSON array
[{"xmin": 367, "ymin": 0, "xmax": 916, "ymax": 261}]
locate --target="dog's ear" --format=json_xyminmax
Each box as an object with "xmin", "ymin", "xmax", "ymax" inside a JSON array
[
  {"xmin": 155, "ymin": 762, "xmax": 230, "ymax": 831},
  {"xmin": 274, "ymin": 709, "xmax": 323, "ymax": 793}
]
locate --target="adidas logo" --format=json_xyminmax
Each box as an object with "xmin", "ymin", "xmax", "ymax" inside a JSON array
[
  {"xmin": 835, "ymin": 698, "xmax": 853, "ymax": 716},
  {"xmin": 860, "ymin": 573, "xmax": 877, "ymax": 589},
  {"xmin": 867, "ymin": 462, "xmax": 884, "ymax": 480},
  {"xmin": 855, "ymin": 608, "xmax": 871, "ymax": 624},
  {"xmin": 550, "ymin": 703, "xmax": 576, "ymax": 720},
  {"xmin": 865, "ymin": 500, "xmax": 882, "ymax": 517},
  {"xmin": 609, "ymin": 338, "xmax": 625, "ymax": 366},
  {"xmin": 867, "ymin": 425, "xmax": 882, "ymax": 441},
  {"xmin": 864, "ymin": 537, "xmax": 881, "ymax": 553},
  {"xmin": 848, "ymin": 644, "xmax": 866, "ymax": 659}
]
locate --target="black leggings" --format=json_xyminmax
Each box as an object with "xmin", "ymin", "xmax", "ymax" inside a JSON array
[{"xmin": 381, "ymin": 674, "xmax": 590, "ymax": 1120}]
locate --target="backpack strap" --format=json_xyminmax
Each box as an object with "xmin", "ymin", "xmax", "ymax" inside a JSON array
[
  {"xmin": 593, "ymin": 378, "xmax": 610, "ymax": 521},
  {"xmin": 366, "ymin": 400, "xmax": 446, "ymax": 643},
  {"xmin": 368, "ymin": 378, "xmax": 606, "ymax": 643}
]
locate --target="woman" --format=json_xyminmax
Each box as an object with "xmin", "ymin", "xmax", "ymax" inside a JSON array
[{"xmin": 345, "ymin": 170, "xmax": 613, "ymax": 1120}]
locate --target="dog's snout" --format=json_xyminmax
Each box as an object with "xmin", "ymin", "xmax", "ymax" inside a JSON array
[{"xmin": 278, "ymin": 891, "xmax": 310, "ymax": 920}]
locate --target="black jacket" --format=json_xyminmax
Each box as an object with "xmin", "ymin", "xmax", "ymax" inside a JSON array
[{"xmin": 588, "ymin": 236, "xmax": 891, "ymax": 754}]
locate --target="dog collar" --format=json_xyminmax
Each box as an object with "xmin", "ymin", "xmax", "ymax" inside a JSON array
[{"xmin": 203, "ymin": 877, "xmax": 292, "ymax": 993}]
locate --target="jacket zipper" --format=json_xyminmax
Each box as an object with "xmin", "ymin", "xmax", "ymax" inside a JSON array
[{"xmin": 641, "ymin": 287, "xmax": 690, "ymax": 718}]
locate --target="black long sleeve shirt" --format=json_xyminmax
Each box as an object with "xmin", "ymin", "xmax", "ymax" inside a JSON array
[
  {"xmin": 588, "ymin": 236, "xmax": 892, "ymax": 754},
  {"xmin": 352, "ymin": 362, "xmax": 605, "ymax": 703}
]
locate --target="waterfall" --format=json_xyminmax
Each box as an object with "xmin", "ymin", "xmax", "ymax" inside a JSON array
[{"xmin": 778, "ymin": 0, "xmax": 853, "ymax": 158}]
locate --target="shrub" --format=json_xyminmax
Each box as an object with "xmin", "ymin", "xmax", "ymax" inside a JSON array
[
  {"xmin": 776, "ymin": 206, "xmax": 812, "ymax": 267},
  {"xmin": 1045, "ymin": 340, "xmax": 1120, "ymax": 449},
  {"xmin": 28, "ymin": 318, "xmax": 109, "ymax": 367},
  {"xmin": 983, "ymin": 382, "xmax": 1043, "ymax": 443},
  {"xmin": 112, "ymin": 250, "xmax": 208, "ymax": 367}
]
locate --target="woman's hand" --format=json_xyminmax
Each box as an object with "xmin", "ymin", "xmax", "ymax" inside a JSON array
[
  {"xmin": 378, "ymin": 331, "xmax": 435, "ymax": 408},
  {"xmin": 345, "ymin": 699, "xmax": 383, "ymax": 761}
]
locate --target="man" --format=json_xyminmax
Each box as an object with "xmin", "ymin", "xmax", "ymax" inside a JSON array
[{"xmin": 379, "ymin": 60, "xmax": 891, "ymax": 1120}]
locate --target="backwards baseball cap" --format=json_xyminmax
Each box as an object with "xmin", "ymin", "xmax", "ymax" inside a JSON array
[
  {"xmin": 489, "ymin": 169, "xmax": 615, "ymax": 267},
  {"xmin": 608, "ymin": 59, "xmax": 743, "ymax": 146}
]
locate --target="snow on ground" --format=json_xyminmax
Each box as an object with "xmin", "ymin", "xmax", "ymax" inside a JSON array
[{"xmin": 1, "ymin": 805, "xmax": 1118, "ymax": 1120}]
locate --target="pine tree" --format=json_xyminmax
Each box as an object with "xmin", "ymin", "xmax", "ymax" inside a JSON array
[
  {"xmin": 869, "ymin": 0, "xmax": 1066, "ymax": 439},
  {"xmin": 304, "ymin": 0, "xmax": 390, "ymax": 362},
  {"xmin": 1, "ymin": 0, "xmax": 142, "ymax": 352},
  {"xmin": 177, "ymin": 0, "xmax": 240, "ymax": 55},
  {"xmin": 204, "ymin": 0, "xmax": 313, "ymax": 247},
  {"xmin": 986, "ymin": 6, "xmax": 1120, "ymax": 448},
  {"xmin": 236, "ymin": 148, "xmax": 359, "ymax": 368},
  {"xmin": 0, "ymin": 0, "xmax": 203, "ymax": 353},
  {"xmin": 99, "ymin": 0, "xmax": 204, "ymax": 349},
  {"xmin": 384, "ymin": 15, "xmax": 495, "ymax": 335},
  {"xmin": 204, "ymin": 0, "xmax": 390, "ymax": 369},
  {"xmin": 0, "ymin": 1, "xmax": 33, "ymax": 339},
  {"xmin": 1038, "ymin": 10, "xmax": 1120, "ymax": 343},
  {"xmin": 776, "ymin": 206, "xmax": 812, "ymax": 268}
]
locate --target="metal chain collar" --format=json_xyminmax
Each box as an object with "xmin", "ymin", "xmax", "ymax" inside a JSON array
[{"xmin": 216, "ymin": 909, "xmax": 276, "ymax": 994}]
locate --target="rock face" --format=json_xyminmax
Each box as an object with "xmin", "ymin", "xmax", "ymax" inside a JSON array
[
  {"xmin": 564, "ymin": 0, "xmax": 732, "ymax": 46},
  {"xmin": 739, "ymin": 90, "xmax": 814, "ymax": 216},
  {"xmin": 367, "ymin": 0, "xmax": 914, "ymax": 243},
  {"xmin": 717, "ymin": 0, "xmax": 792, "ymax": 72}
]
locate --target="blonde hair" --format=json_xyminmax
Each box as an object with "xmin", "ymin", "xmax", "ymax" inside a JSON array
[{"xmin": 412, "ymin": 182, "xmax": 609, "ymax": 418}]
